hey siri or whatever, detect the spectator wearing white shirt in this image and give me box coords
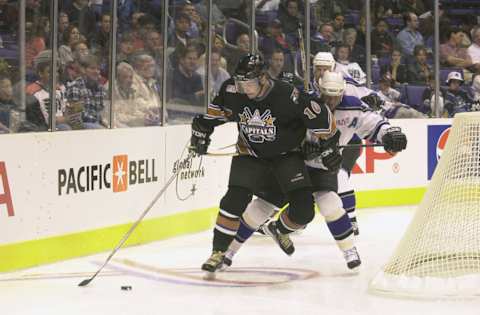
[467,26,480,73]
[255,0,280,11]
[197,48,230,97]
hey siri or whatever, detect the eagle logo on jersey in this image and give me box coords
[238,108,277,143]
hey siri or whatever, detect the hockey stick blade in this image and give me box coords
[78,278,92,287]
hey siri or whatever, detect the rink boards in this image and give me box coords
[0,118,451,272]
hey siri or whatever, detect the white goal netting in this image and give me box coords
[369,112,480,298]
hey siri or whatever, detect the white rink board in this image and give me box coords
[349,118,452,190]
[0,119,451,245]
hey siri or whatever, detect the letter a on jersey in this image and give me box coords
[0,162,14,217]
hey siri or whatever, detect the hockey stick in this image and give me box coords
[78,146,188,287]
[338,143,384,149]
[297,22,309,91]
[204,143,385,157]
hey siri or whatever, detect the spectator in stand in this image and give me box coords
[0,75,17,133]
[312,23,335,53]
[89,13,110,57]
[117,32,136,64]
[396,11,424,58]
[25,19,47,70]
[0,0,17,33]
[58,12,70,45]
[334,44,367,85]
[65,55,106,129]
[331,13,345,45]
[422,73,444,116]
[278,0,303,35]
[467,26,480,73]
[313,0,347,25]
[113,62,159,127]
[130,12,146,50]
[440,27,472,69]
[418,4,450,41]
[61,40,90,83]
[168,13,192,66]
[266,48,286,79]
[117,0,136,33]
[144,30,165,76]
[255,0,280,11]
[260,19,292,61]
[398,0,425,17]
[377,72,426,118]
[64,0,96,36]
[371,18,398,58]
[178,0,204,39]
[407,44,432,85]
[168,45,204,106]
[59,25,84,70]
[381,49,408,84]
[378,73,401,103]
[225,32,250,74]
[168,13,192,49]
[343,28,366,69]
[441,72,475,117]
[130,52,162,125]
[199,32,228,71]
[197,48,230,96]
[215,0,248,21]
[26,50,71,131]
[470,74,480,102]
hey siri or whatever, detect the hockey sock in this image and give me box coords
[325,212,355,251]
[213,209,240,252]
[226,218,256,259]
[339,190,357,225]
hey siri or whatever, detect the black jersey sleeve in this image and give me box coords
[295,90,336,139]
[195,79,234,130]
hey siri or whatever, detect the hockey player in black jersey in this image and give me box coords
[189,54,338,277]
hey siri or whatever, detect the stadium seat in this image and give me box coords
[405,85,427,108]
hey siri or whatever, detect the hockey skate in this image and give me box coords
[263,221,295,255]
[343,246,361,270]
[201,251,227,279]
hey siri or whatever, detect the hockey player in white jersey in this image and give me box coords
[311,51,373,234]
[222,71,407,271]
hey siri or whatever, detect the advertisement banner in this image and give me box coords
[427,124,451,180]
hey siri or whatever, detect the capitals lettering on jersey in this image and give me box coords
[238,107,277,143]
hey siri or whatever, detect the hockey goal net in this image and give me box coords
[369,112,480,298]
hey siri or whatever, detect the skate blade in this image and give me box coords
[347,263,362,274]
[203,271,216,281]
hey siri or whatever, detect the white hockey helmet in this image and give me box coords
[320,71,346,96]
[313,52,335,70]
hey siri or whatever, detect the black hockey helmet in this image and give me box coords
[234,53,266,81]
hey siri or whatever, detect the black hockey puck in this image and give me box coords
[121,285,132,291]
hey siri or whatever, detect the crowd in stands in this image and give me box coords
[1,0,480,134]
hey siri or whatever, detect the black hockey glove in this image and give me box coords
[361,93,384,111]
[190,115,213,155]
[302,130,340,160]
[381,127,407,153]
[302,131,342,172]
[320,147,343,172]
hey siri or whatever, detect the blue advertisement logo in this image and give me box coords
[427,125,451,180]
